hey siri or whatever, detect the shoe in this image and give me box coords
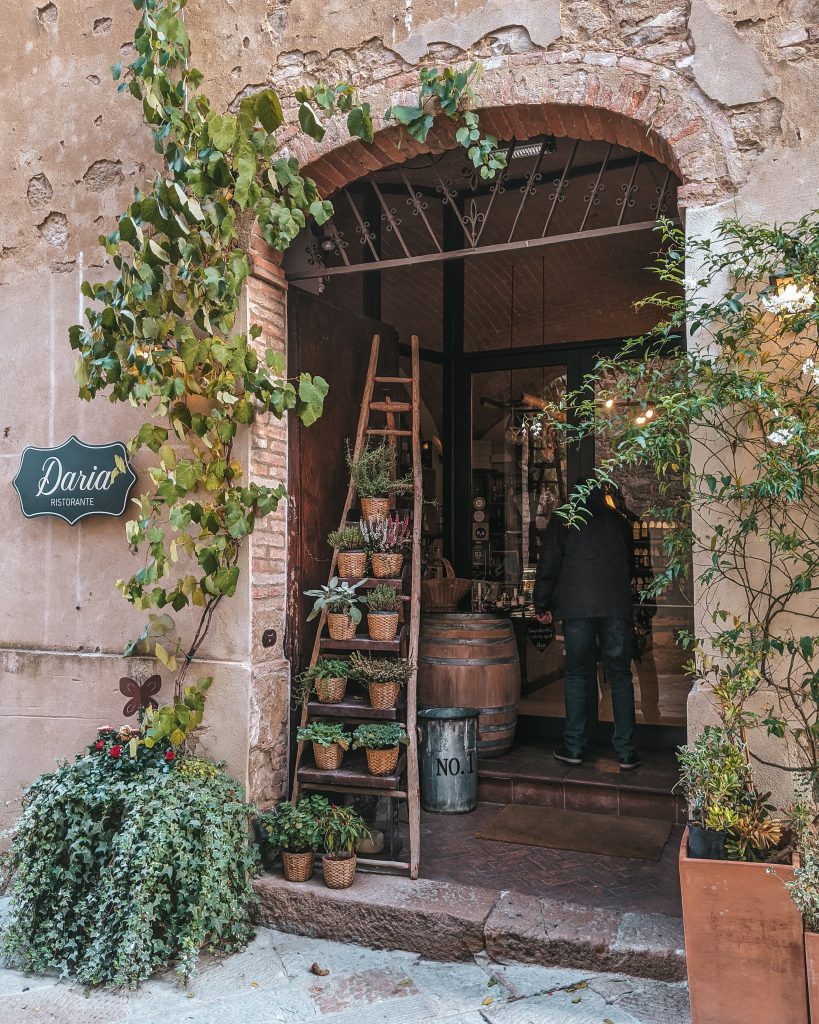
[619,754,642,771]
[554,746,583,766]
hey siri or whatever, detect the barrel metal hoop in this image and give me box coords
[418,655,519,666]
[474,702,518,715]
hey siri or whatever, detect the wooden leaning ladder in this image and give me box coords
[290,333,423,879]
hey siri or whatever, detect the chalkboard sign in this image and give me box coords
[526,617,555,652]
[13,436,137,525]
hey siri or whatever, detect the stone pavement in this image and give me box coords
[0,924,690,1024]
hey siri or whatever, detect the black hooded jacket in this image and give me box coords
[533,490,633,621]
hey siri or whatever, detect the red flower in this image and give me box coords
[94,740,104,751]
[165,750,176,762]
[109,744,122,759]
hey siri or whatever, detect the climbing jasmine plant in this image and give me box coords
[71,0,505,750]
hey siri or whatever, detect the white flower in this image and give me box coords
[768,427,796,446]
[762,283,816,316]
[803,357,819,384]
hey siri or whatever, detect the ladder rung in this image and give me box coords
[369,401,412,412]
[374,376,412,384]
[366,428,412,437]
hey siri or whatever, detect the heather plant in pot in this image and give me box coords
[350,652,414,709]
[360,513,411,577]
[305,577,365,640]
[352,722,409,776]
[346,440,412,521]
[363,584,402,641]
[296,721,351,771]
[320,805,371,890]
[328,524,367,579]
[293,658,353,706]
[259,795,330,882]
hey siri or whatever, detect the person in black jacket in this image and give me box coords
[533,480,640,770]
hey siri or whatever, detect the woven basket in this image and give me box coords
[368,612,399,641]
[322,854,357,890]
[421,558,472,612]
[365,746,400,776]
[281,850,315,882]
[315,676,347,704]
[338,550,367,578]
[360,497,390,521]
[368,680,401,709]
[371,552,403,578]
[327,612,357,640]
[313,741,344,770]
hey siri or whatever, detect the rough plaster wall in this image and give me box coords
[4,0,819,816]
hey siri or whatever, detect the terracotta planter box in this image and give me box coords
[807,930,819,1024]
[679,828,808,1024]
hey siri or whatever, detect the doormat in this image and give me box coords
[476,804,673,861]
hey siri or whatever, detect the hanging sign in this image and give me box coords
[12,436,137,525]
[526,616,555,652]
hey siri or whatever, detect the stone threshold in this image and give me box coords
[253,871,686,983]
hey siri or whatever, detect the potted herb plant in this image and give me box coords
[305,577,365,640]
[350,651,413,709]
[296,721,351,770]
[328,524,367,579]
[293,658,353,706]
[352,722,409,776]
[363,584,402,641]
[259,795,329,882]
[360,513,411,577]
[346,440,412,521]
[320,804,371,889]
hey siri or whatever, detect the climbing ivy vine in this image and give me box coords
[71,0,505,750]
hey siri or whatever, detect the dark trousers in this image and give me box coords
[562,617,636,759]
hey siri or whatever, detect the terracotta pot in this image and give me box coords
[806,930,819,1024]
[368,680,402,709]
[314,675,347,704]
[679,829,807,1024]
[312,741,344,770]
[365,746,400,776]
[360,497,390,521]
[338,550,367,578]
[371,552,404,578]
[367,611,399,641]
[281,850,315,883]
[322,853,357,890]
[327,612,357,640]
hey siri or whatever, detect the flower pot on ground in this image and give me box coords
[350,651,413,710]
[328,525,367,579]
[260,795,329,883]
[352,723,409,776]
[360,514,411,577]
[297,722,351,771]
[363,584,401,641]
[346,440,412,522]
[304,577,364,641]
[293,658,353,706]
[320,804,370,890]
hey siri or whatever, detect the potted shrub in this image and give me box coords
[352,722,409,776]
[320,804,371,890]
[305,577,364,640]
[350,651,413,709]
[328,524,367,579]
[346,440,412,521]
[293,658,353,705]
[363,584,402,641]
[361,513,411,577]
[787,810,819,1022]
[296,721,351,771]
[260,795,329,882]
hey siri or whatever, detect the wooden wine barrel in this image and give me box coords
[418,614,521,758]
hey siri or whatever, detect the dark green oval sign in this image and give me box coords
[13,436,137,525]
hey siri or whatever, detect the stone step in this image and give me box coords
[253,871,686,983]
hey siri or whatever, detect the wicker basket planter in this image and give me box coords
[368,611,399,641]
[314,676,347,704]
[322,853,357,890]
[327,612,357,640]
[371,552,403,578]
[368,680,401,709]
[421,558,472,612]
[281,850,315,882]
[313,742,345,770]
[360,497,390,521]
[365,746,400,776]
[337,550,367,578]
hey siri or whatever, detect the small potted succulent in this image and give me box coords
[346,439,412,522]
[297,721,351,770]
[293,658,353,705]
[352,722,409,776]
[350,651,414,709]
[305,577,365,640]
[363,584,402,641]
[320,804,371,890]
[360,513,411,577]
[328,524,367,579]
[259,795,329,882]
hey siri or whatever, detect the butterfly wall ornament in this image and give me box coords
[119,675,162,718]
